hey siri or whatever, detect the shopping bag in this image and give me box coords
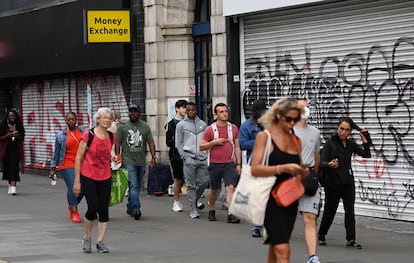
[109,168,129,206]
[229,130,276,225]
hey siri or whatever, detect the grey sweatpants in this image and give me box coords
[183,157,209,210]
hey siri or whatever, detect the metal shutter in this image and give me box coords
[21,74,128,175]
[241,0,414,221]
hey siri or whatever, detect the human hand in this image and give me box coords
[72,181,81,197]
[150,158,156,168]
[329,158,339,168]
[215,138,228,146]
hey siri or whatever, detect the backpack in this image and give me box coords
[86,129,114,149]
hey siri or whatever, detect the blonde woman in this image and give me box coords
[73,107,115,254]
[251,97,309,263]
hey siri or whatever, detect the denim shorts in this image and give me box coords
[208,163,239,189]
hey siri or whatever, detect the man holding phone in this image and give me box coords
[294,99,322,263]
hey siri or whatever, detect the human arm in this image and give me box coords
[147,139,157,167]
[233,138,242,175]
[351,136,371,158]
[174,124,185,159]
[73,140,87,197]
[50,135,62,175]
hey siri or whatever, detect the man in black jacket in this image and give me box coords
[166,99,188,212]
[318,117,371,249]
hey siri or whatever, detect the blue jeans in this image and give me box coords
[124,164,146,214]
[60,168,82,207]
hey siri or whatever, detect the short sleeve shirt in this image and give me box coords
[80,131,113,181]
[202,123,239,164]
[116,120,153,166]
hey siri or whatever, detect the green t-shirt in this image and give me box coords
[116,120,153,166]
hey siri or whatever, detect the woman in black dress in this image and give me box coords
[251,97,309,263]
[0,110,25,195]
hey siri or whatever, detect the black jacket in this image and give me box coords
[320,134,371,188]
[165,119,181,161]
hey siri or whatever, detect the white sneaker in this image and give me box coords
[10,186,17,195]
[172,201,183,212]
[167,185,174,196]
[7,186,12,195]
[307,255,321,263]
[189,208,200,219]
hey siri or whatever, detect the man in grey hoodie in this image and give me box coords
[175,102,209,219]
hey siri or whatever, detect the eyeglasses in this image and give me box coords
[282,115,301,123]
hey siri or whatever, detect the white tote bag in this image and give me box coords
[229,130,276,226]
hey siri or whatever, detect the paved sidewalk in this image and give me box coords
[0,173,413,263]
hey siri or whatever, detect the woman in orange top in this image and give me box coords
[50,112,84,223]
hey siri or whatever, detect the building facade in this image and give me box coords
[225,0,414,221]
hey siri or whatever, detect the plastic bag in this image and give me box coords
[109,168,129,206]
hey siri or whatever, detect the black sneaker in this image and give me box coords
[197,202,205,210]
[252,229,262,238]
[126,210,133,217]
[346,240,362,249]
[134,211,142,220]
[318,235,327,246]
[208,210,216,221]
[227,214,240,224]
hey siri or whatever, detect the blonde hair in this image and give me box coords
[111,109,121,121]
[93,107,112,127]
[259,97,303,129]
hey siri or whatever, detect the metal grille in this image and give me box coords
[241,0,414,221]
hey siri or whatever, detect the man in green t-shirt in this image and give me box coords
[115,104,156,220]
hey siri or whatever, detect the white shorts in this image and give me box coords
[298,187,321,215]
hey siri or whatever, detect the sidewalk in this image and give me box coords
[0,173,413,263]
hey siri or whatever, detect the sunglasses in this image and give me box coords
[282,115,301,123]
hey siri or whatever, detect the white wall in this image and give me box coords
[223,0,323,16]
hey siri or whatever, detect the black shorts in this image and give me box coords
[170,160,184,180]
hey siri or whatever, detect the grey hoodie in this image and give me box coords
[175,115,208,160]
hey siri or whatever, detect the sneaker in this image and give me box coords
[227,214,240,224]
[252,229,262,238]
[346,240,362,249]
[96,241,110,253]
[10,186,16,195]
[208,210,216,221]
[197,202,205,210]
[190,209,200,219]
[318,235,327,246]
[82,237,92,253]
[172,201,183,212]
[307,255,321,263]
[167,185,174,196]
[134,211,142,220]
[7,186,11,195]
[71,211,82,223]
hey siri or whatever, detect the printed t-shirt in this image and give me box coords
[116,120,153,166]
[202,123,238,164]
[80,131,113,181]
[59,128,82,170]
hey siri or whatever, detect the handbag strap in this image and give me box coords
[291,134,302,165]
[247,129,271,165]
[262,130,271,166]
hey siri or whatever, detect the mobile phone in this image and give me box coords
[301,163,310,168]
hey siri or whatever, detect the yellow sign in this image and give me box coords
[86,10,131,43]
